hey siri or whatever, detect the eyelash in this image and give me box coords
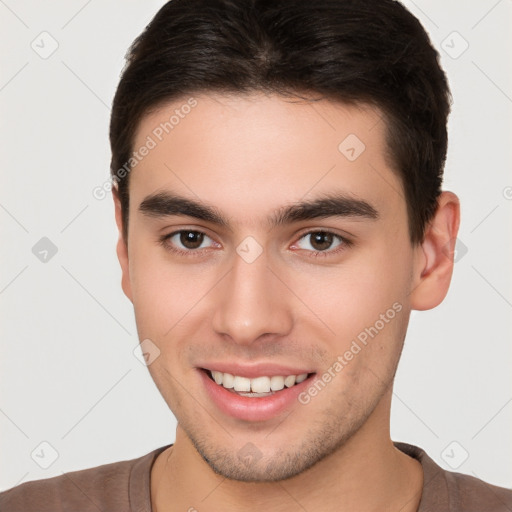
[158,229,353,259]
[295,230,353,258]
[159,230,218,259]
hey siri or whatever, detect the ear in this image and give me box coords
[410,191,461,310]
[113,186,133,303]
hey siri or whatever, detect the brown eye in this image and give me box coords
[310,232,334,251]
[161,230,215,253]
[295,231,344,253]
[180,231,204,249]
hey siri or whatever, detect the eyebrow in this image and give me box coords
[138,191,379,228]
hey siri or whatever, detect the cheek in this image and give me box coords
[128,240,221,342]
[292,258,408,338]
[284,241,412,380]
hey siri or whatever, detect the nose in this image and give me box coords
[211,248,294,346]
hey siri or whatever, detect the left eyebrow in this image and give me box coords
[268,193,379,228]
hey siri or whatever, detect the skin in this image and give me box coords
[113,92,460,511]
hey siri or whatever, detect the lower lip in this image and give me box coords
[199,369,314,422]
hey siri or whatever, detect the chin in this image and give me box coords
[188,428,352,483]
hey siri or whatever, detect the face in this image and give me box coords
[117,92,421,481]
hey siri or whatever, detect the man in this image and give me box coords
[2,0,511,510]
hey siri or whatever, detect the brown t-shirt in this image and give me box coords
[1,442,511,511]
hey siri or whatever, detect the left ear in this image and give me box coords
[112,185,133,303]
[410,191,461,310]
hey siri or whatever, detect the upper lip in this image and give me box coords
[199,362,314,379]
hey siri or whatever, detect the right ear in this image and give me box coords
[112,186,133,303]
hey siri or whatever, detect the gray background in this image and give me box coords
[1,0,511,492]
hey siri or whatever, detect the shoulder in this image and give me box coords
[394,441,512,512]
[0,446,168,512]
[0,457,135,512]
[445,469,512,511]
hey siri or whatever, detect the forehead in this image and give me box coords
[129,92,404,223]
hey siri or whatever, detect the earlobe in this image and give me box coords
[112,187,133,303]
[410,191,460,311]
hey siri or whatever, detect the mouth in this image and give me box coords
[204,368,312,397]
[198,367,317,422]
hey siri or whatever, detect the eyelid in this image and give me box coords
[294,227,353,244]
[158,228,220,256]
[159,224,219,242]
[290,229,353,256]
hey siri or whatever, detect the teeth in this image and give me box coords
[237,391,272,398]
[209,370,310,393]
[270,376,285,391]
[284,375,296,388]
[223,372,234,389]
[233,376,251,392]
[251,376,271,393]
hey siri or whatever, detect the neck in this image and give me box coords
[151,391,423,512]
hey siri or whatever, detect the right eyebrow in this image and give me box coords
[138,192,230,228]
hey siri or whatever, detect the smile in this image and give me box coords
[200,367,316,421]
[207,369,310,397]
